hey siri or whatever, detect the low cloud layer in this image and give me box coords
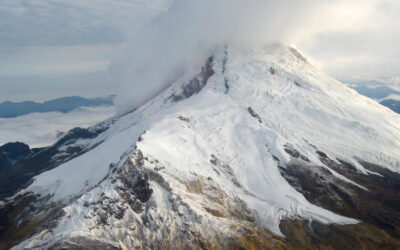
[111,0,400,113]
[0,106,115,147]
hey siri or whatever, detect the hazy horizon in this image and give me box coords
[1,0,399,104]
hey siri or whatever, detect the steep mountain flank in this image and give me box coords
[2,44,400,249]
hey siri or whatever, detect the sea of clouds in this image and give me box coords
[0,106,115,148]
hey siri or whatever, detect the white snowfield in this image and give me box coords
[15,44,400,248]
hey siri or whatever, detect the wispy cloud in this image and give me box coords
[0,0,171,46]
[109,0,400,113]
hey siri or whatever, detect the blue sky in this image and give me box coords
[0,0,399,102]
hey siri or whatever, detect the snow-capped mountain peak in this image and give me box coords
[3,44,400,249]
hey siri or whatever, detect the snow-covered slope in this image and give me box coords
[5,44,400,249]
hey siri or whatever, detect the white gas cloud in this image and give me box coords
[110,0,317,113]
[1,0,399,108]
[112,0,400,113]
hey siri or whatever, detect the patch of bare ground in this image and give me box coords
[279,148,400,247]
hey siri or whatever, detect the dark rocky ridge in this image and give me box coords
[0,142,32,170]
[47,237,121,250]
[280,219,400,249]
[171,56,215,102]
[0,57,216,249]
[116,150,154,213]
[0,192,66,250]
[0,124,110,200]
[279,146,400,242]
[247,107,262,123]
[0,150,156,250]
[0,122,113,249]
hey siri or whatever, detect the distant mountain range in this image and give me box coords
[380,99,400,114]
[351,85,400,115]
[0,95,115,118]
[353,85,400,100]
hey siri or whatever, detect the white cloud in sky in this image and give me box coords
[0,106,115,148]
[0,0,171,46]
[110,0,400,113]
[111,0,320,113]
[0,0,399,102]
[389,77,400,85]
[295,0,400,81]
[0,0,171,101]
[0,0,172,78]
